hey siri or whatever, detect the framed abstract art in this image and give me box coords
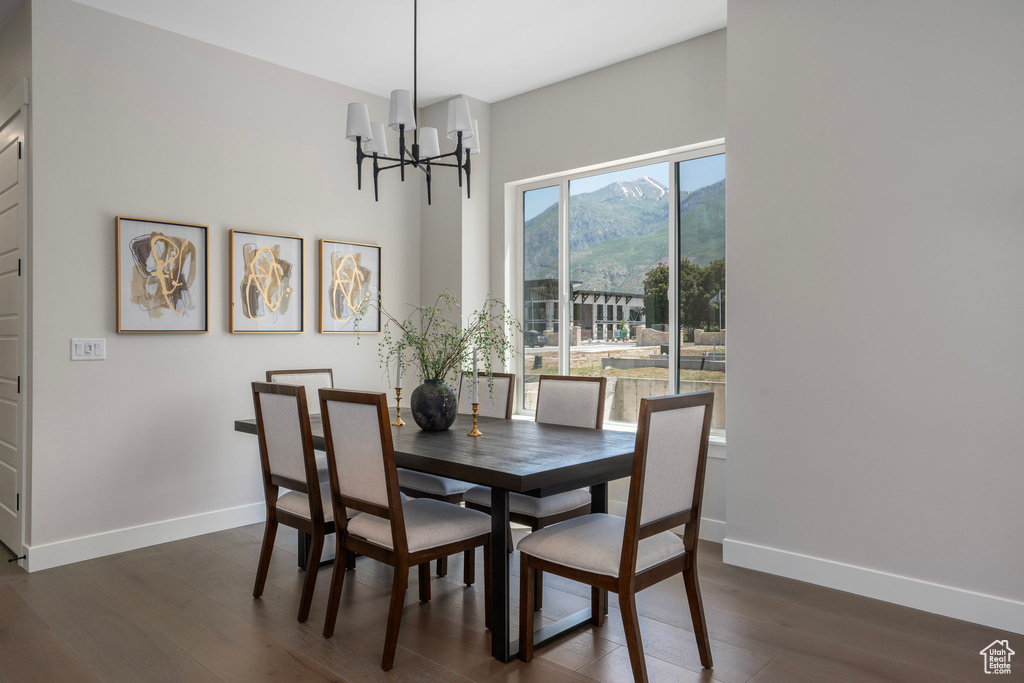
[230,229,304,333]
[116,216,208,333]
[319,240,381,333]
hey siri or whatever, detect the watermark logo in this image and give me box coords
[980,640,1014,675]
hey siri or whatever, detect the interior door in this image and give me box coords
[0,103,26,556]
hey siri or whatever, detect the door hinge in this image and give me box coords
[17,258,21,276]
[17,375,20,393]
[15,493,19,511]
[17,141,22,159]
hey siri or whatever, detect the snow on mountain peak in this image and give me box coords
[614,176,667,200]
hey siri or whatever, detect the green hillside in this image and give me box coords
[521,177,725,294]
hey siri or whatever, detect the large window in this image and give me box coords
[517,145,725,431]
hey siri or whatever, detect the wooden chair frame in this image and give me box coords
[518,391,715,681]
[466,374,605,610]
[319,389,492,671]
[251,381,335,623]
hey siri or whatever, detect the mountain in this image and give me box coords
[523,177,725,294]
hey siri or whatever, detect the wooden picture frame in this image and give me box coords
[230,229,304,333]
[116,216,209,333]
[319,239,381,333]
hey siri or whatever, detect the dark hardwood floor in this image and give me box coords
[0,527,1018,682]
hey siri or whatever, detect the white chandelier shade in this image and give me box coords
[363,122,388,157]
[418,127,441,159]
[446,98,474,141]
[345,103,372,142]
[465,119,481,156]
[388,90,417,132]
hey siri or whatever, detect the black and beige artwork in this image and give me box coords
[320,240,380,333]
[116,217,208,333]
[230,230,304,333]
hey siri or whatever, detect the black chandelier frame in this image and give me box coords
[351,0,471,205]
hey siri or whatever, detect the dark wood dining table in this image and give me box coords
[234,410,637,662]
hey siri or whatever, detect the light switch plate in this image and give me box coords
[71,338,106,361]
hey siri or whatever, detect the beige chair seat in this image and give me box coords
[463,486,591,517]
[398,468,474,497]
[277,483,403,522]
[277,485,336,522]
[516,513,685,577]
[347,498,490,553]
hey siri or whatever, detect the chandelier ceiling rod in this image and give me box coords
[413,0,417,147]
[344,0,481,205]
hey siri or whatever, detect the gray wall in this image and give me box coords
[418,99,464,308]
[27,0,420,564]
[417,95,491,329]
[726,0,1024,631]
[0,1,30,98]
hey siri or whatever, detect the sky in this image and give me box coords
[523,154,725,221]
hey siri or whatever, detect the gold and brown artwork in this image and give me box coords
[129,232,198,318]
[329,251,372,324]
[240,243,294,320]
[320,240,380,333]
[230,230,303,333]
[117,217,208,334]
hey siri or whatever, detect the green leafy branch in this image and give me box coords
[357,290,522,392]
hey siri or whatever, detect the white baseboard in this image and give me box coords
[24,502,266,572]
[697,517,727,544]
[723,538,1024,636]
[608,499,725,544]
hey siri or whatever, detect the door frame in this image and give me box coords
[0,77,29,564]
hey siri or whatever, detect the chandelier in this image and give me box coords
[344,0,479,205]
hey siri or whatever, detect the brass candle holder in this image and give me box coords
[392,387,406,426]
[468,402,482,437]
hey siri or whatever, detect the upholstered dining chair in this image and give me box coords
[319,388,493,671]
[250,381,336,622]
[517,392,715,681]
[463,374,605,611]
[397,371,514,577]
[457,371,516,419]
[267,368,334,415]
[267,368,340,569]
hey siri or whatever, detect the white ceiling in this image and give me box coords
[69,0,727,105]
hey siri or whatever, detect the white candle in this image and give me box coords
[396,357,403,389]
[471,347,478,403]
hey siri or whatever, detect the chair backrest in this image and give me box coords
[319,389,408,551]
[458,372,515,419]
[534,375,606,429]
[622,392,714,573]
[251,382,323,518]
[267,368,334,414]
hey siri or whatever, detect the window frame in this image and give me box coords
[511,140,726,428]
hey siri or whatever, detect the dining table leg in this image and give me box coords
[298,532,309,571]
[490,487,512,662]
[298,531,337,570]
[591,483,609,616]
